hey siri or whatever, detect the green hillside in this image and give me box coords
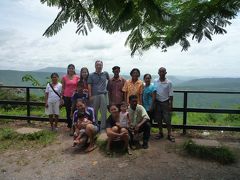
[176,78,240,91]
[0,70,185,86]
[0,70,64,86]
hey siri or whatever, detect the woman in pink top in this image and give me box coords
[62,64,80,129]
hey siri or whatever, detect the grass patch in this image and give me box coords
[183,139,236,164]
[0,127,57,152]
[95,137,108,151]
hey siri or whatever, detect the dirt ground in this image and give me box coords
[0,121,240,180]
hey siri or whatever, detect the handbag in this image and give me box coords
[49,83,61,98]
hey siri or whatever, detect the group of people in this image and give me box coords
[44,60,175,153]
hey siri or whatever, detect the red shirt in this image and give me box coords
[62,75,80,97]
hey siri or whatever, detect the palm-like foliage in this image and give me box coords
[41,0,93,37]
[41,0,240,56]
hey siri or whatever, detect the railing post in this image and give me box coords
[26,87,31,123]
[183,92,188,134]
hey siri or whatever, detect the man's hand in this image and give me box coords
[119,131,128,137]
[89,96,94,102]
[134,124,140,132]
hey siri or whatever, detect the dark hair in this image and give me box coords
[129,95,138,102]
[130,68,140,77]
[77,81,85,88]
[51,72,59,78]
[95,60,103,65]
[120,101,128,107]
[143,73,152,79]
[77,111,85,119]
[107,104,119,112]
[112,66,120,71]
[67,64,76,75]
[80,67,89,80]
[76,98,87,105]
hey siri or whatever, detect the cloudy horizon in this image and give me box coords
[0,0,240,77]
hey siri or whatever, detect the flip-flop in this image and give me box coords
[127,148,132,155]
[167,135,175,142]
[85,145,97,153]
[155,133,164,140]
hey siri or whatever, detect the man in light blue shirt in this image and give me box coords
[88,60,109,131]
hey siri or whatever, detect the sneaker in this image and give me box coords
[167,135,175,142]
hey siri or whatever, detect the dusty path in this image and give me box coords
[0,123,240,180]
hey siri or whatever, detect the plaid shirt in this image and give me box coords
[122,79,143,104]
[107,76,126,105]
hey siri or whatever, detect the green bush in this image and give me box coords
[225,106,240,122]
[0,128,17,140]
[206,113,217,123]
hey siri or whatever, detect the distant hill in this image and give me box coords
[0,71,184,86]
[37,67,191,84]
[0,70,239,90]
[37,67,69,73]
[176,78,240,91]
[0,70,64,86]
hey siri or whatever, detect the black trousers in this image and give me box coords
[63,96,72,128]
[129,121,151,143]
[147,110,154,125]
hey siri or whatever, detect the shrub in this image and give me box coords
[206,113,217,123]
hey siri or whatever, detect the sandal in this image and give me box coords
[126,148,132,155]
[85,145,97,153]
[155,133,164,140]
[167,135,175,142]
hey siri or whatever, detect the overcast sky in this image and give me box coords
[0,0,240,77]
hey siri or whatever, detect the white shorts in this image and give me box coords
[45,101,60,115]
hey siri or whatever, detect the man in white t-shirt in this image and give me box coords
[154,67,175,142]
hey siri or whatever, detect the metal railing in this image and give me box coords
[0,86,240,133]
